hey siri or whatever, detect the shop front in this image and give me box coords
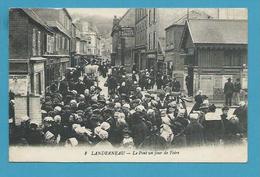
[146,53,157,71]
[185,66,247,101]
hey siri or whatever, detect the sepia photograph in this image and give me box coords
[8,8,248,162]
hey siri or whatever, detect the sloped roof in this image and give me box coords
[175,10,212,25]
[22,8,53,33]
[187,19,248,44]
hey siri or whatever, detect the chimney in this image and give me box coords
[113,15,120,27]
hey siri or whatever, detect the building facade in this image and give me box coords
[164,10,212,92]
[133,8,147,71]
[9,8,54,96]
[111,9,135,72]
[34,8,73,87]
[180,19,248,100]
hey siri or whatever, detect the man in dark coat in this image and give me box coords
[83,75,94,90]
[172,77,181,92]
[131,112,149,147]
[156,73,163,89]
[59,78,69,97]
[224,78,234,106]
[233,101,247,136]
[190,90,203,113]
[185,113,204,146]
[106,74,117,95]
[185,75,193,96]
[139,126,167,150]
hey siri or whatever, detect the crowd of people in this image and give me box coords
[9,62,247,149]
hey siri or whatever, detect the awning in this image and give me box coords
[43,54,70,58]
[30,57,46,62]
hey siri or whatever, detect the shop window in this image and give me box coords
[35,72,42,95]
[30,73,34,93]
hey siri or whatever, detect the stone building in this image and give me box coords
[111,9,135,72]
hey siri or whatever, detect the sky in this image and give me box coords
[67,8,128,18]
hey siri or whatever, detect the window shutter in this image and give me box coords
[37,31,41,56]
[32,28,37,56]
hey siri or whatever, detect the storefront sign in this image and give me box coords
[147,54,156,59]
[9,75,28,96]
[34,62,44,72]
[60,57,70,63]
[120,27,135,37]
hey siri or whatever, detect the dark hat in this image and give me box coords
[222,106,229,111]
[98,99,106,104]
[129,95,137,100]
[93,109,101,114]
[92,104,99,110]
[145,93,152,98]
[103,108,113,114]
[64,105,71,110]
[228,78,231,81]
[85,107,93,112]
[96,87,102,91]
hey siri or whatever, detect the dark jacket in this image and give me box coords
[185,121,204,146]
[233,82,241,92]
[172,80,181,92]
[224,81,234,95]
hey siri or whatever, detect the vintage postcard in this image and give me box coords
[8,8,248,162]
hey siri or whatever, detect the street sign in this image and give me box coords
[120,27,135,37]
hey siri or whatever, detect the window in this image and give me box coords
[153,9,156,22]
[149,10,152,25]
[64,38,67,49]
[62,37,65,49]
[148,33,151,49]
[51,37,54,53]
[224,50,242,66]
[153,32,156,49]
[32,28,37,56]
[30,73,34,93]
[47,35,51,53]
[37,31,41,56]
[55,35,59,51]
[60,36,62,49]
[67,39,70,50]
